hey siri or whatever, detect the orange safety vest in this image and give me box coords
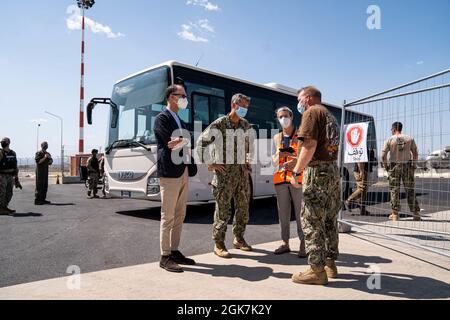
[274,130,303,186]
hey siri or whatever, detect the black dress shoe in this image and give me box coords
[171,251,196,265]
[43,200,51,205]
[35,200,45,205]
[160,256,183,273]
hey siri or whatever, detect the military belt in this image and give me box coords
[308,160,336,167]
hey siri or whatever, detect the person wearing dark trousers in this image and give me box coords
[0,137,22,215]
[87,149,100,199]
[154,84,197,273]
[35,141,52,205]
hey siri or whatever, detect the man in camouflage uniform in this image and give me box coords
[196,93,254,258]
[87,149,100,199]
[0,138,22,215]
[290,86,341,285]
[99,154,107,198]
[382,122,420,221]
[35,141,53,205]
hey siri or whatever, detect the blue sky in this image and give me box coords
[1,0,449,158]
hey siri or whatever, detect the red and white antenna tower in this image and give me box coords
[76,0,95,154]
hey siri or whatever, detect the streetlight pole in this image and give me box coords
[36,124,41,152]
[45,111,64,177]
[76,0,95,155]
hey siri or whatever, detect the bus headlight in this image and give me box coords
[147,174,160,195]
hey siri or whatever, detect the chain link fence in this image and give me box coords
[17,156,71,178]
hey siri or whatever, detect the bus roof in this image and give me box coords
[114,60,371,118]
[115,60,301,97]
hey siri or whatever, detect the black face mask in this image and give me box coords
[1,143,9,149]
[42,145,48,151]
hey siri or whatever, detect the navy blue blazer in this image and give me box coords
[154,109,196,178]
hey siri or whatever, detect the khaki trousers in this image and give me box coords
[275,183,304,243]
[159,168,189,256]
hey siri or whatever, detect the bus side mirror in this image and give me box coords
[87,101,95,125]
[86,98,119,128]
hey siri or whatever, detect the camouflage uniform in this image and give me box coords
[301,163,341,267]
[347,163,369,214]
[0,174,14,209]
[196,115,254,242]
[0,149,18,209]
[87,156,100,197]
[383,134,420,214]
[99,157,106,197]
[297,104,341,268]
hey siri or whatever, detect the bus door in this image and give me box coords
[191,92,227,201]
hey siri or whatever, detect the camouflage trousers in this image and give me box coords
[301,163,341,267]
[0,174,14,208]
[388,163,420,213]
[101,174,107,196]
[347,171,369,212]
[212,165,251,242]
[87,173,99,196]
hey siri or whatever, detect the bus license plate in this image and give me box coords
[121,191,132,198]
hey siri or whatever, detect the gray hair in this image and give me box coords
[276,106,293,118]
[231,93,251,106]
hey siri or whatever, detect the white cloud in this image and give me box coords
[186,0,220,11]
[178,24,209,42]
[416,61,424,65]
[198,19,214,33]
[66,5,124,39]
[178,19,215,43]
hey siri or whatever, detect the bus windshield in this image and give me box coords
[108,67,169,146]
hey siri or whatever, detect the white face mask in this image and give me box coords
[177,97,189,110]
[278,117,291,129]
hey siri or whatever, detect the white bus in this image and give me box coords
[87,61,378,202]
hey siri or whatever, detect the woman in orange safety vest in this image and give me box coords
[272,107,306,258]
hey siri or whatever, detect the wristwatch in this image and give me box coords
[292,171,301,178]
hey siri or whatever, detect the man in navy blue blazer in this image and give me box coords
[154,84,196,273]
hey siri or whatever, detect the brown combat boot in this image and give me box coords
[233,237,252,251]
[389,211,399,221]
[298,240,307,258]
[214,242,231,259]
[5,207,16,214]
[325,259,338,279]
[292,265,328,285]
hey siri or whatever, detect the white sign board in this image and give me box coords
[344,122,369,164]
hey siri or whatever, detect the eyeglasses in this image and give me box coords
[172,93,187,99]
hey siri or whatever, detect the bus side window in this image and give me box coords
[211,96,226,121]
[193,94,210,125]
[246,97,277,132]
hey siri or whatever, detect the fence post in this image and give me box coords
[338,100,351,233]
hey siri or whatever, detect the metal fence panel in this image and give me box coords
[339,69,450,258]
[17,156,71,177]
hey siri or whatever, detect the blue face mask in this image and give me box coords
[297,102,305,115]
[236,106,248,118]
